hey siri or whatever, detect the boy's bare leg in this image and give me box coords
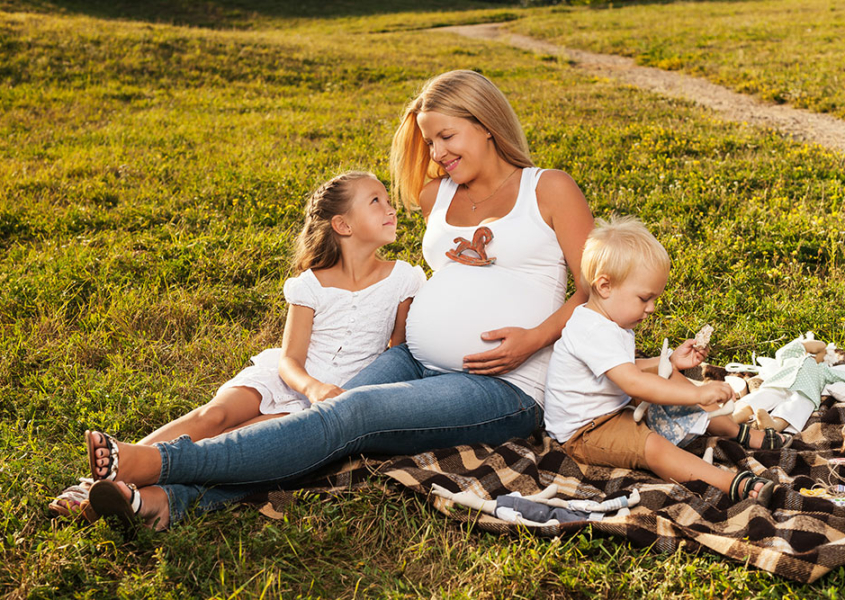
[644,433,767,498]
[645,432,734,493]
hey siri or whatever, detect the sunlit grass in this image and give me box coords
[2,1,845,597]
[512,0,845,119]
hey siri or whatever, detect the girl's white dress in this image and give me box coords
[217,260,427,414]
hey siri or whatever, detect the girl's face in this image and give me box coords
[416,111,494,184]
[342,177,397,246]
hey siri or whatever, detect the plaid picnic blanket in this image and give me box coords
[263,394,845,584]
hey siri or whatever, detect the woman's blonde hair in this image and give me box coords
[390,70,534,211]
[293,171,375,273]
[580,215,671,292]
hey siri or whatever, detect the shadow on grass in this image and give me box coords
[2,0,517,27]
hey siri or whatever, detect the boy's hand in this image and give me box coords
[308,383,346,403]
[669,339,708,371]
[696,381,735,407]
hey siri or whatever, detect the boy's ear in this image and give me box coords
[593,274,612,299]
[331,214,352,237]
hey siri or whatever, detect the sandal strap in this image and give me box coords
[762,428,792,450]
[729,470,755,502]
[127,483,142,515]
[56,487,89,503]
[104,433,120,481]
[734,423,751,448]
[92,431,120,481]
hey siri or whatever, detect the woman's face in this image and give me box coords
[416,111,493,184]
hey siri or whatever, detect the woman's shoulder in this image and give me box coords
[418,177,448,219]
[535,169,581,198]
[534,168,592,227]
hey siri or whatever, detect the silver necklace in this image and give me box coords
[464,168,519,211]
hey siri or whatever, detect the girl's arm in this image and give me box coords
[278,304,345,403]
[388,298,414,347]
[605,362,734,407]
[463,170,594,375]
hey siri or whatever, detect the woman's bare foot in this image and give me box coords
[91,481,171,531]
[124,482,170,531]
[87,430,163,486]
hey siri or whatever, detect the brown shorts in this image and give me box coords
[563,409,653,471]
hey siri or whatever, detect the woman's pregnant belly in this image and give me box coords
[406,264,554,372]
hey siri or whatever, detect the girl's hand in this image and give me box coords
[462,327,542,375]
[308,383,346,403]
[696,381,735,407]
[669,339,708,371]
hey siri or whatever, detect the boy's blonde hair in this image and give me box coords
[390,70,534,211]
[580,215,671,292]
[293,171,376,274]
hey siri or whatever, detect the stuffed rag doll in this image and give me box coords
[632,326,734,447]
[431,483,641,527]
[731,333,845,433]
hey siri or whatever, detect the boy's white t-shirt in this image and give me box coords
[544,304,636,442]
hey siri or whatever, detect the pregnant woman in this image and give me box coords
[85,70,594,530]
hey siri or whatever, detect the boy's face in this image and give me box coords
[590,264,668,330]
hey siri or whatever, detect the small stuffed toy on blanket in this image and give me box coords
[731,333,845,433]
[431,483,641,527]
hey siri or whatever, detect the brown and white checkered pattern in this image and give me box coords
[264,397,845,583]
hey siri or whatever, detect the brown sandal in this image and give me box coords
[729,470,776,506]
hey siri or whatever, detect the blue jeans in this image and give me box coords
[157,344,543,524]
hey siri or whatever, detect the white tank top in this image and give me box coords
[405,167,568,405]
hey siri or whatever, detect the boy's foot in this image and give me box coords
[729,470,775,506]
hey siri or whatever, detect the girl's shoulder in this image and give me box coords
[388,260,427,298]
[283,269,321,309]
[390,258,425,276]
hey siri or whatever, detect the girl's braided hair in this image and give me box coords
[293,171,376,273]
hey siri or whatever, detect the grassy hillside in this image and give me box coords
[2,1,845,597]
[513,0,845,118]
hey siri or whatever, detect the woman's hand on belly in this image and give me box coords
[462,326,544,375]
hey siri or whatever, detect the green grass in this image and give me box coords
[512,0,845,118]
[2,0,845,597]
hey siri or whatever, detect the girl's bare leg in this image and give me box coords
[222,412,289,433]
[137,387,264,445]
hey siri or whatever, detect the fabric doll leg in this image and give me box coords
[742,388,792,412]
[769,391,815,434]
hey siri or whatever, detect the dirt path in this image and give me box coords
[437,23,845,155]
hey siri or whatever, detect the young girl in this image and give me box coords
[51,171,425,521]
[133,170,426,446]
